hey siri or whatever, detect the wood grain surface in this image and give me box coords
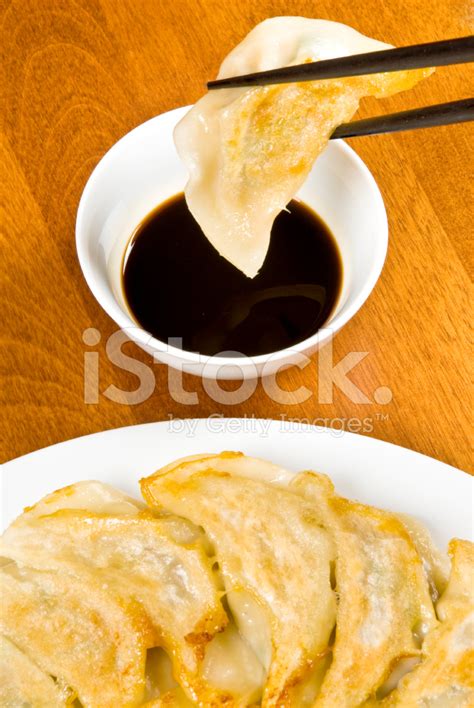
[1,0,473,470]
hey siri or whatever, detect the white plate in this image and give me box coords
[2,420,472,549]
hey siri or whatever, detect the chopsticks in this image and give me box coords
[207,36,474,90]
[330,98,474,139]
[206,37,474,138]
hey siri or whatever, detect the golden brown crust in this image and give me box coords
[377,539,474,706]
[0,481,230,706]
[0,635,71,707]
[1,457,470,707]
[142,452,336,707]
[288,471,437,708]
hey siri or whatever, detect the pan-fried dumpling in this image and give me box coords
[1,481,264,706]
[155,453,438,706]
[21,478,149,516]
[289,471,437,707]
[1,512,228,694]
[378,539,474,706]
[0,482,248,705]
[0,561,149,707]
[175,17,432,277]
[141,452,336,706]
[0,635,71,707]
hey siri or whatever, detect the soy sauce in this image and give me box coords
[123,193,342,357]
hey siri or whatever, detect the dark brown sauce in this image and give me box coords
[122,193,342,357]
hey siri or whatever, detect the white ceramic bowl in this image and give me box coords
[76,105,388,380]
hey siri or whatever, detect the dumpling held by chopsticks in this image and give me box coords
[174,17,432,277]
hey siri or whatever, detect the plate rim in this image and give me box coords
[2,417,469,477]
[2,419,472,545]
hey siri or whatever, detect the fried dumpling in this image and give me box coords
[0,481,234,705]
[141,452,336,706]
[0,635,70,707]
[19,478,148,517]
[175,17,432,277]
[379,539,474,706]
[0,562,149,707]
[289,471,437,707]
[163,454,438,706]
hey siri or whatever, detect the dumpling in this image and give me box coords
[141,452,336,707]
[2,481,264,706]
[289,471,437,707]
[175,17,433,277]
[0,481,241,706]
[0,561,149,707]
[378,539,474,706]
[152,452,438,706]
[19,478,149,517]
[0,635,71,707]
[1,513,228,695]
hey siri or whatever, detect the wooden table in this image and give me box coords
[2,0,472,470]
